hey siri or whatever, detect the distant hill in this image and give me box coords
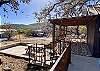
[0,22,52,32]
[27,22,52,31]
[0,24,17,29]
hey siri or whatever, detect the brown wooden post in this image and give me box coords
[69,41,71,64]
[86,24,89,52]
[59,25,62,54]
[60,40,62,55]
[28,45,31,64]
[86,25,88,43]
[0,59,2,65]
[63,26,66,50]
[36,43,37,61]
[76,26,79,38]
[52,24,55,57]
[39,47,40,62]
[66,26,67,36]
[44,45,46,64]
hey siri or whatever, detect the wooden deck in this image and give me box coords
[68,55,100,71]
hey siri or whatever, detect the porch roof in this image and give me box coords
[49,15,98,26]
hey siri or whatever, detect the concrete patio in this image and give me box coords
[68,55,100,71]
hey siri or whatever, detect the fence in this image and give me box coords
[50,42,71,71]
[27,41,71,71]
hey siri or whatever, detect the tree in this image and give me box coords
[0,0,31,16]
[17,27,32,37]
[34,0,100,22]
[1,22,16,40]
[0,0,31,40]
[32,0,100,39]
[0,0,10,6]
[79,26,87,34]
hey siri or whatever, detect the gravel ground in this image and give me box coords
[0,36,52,71]
[0,36,52,49]
[71,42,92,56]
[0,55,28,71]
[0,35,91,71]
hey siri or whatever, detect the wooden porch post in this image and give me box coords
[76,26,79,38]
[52,24,55,57]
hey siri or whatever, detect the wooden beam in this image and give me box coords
[49,15,97,26]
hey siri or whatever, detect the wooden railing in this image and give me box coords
[27,41,71,71]
[50,42,71,71]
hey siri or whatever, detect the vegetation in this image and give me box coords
[0,0,31,17]
[34,0,100,22]
[0,0,99,39]
[1,0,100,21]
[0,23,17,40]
[79,26,87,34]
[0,0,30,11]
[17,27,32,37]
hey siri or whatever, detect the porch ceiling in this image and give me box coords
[49,15,98,26]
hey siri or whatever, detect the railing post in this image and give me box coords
[69,41,71,64]
[52,24,55,58]
[0,59,2,65]
[60,40,62,55]
[28,45,31,64]
[36,43,37,53]
[44,45,46,64]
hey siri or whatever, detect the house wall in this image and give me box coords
[87,18,96,56]
[87,15,100,58]
[93,15,100,58]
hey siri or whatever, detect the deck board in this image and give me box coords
[68,55,100,71]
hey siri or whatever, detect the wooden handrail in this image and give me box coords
[50,42,71,71]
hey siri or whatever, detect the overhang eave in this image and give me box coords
[49,15,98,26]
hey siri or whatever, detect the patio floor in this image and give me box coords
[68,55,100,71]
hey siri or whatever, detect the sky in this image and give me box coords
[0,16,1,25]
[0,0,55,25]
[0,0,99,25]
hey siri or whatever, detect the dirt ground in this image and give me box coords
[0,34,88,71]
[0,34,52,49]
[0,35,52,71]
[0,55,28,71]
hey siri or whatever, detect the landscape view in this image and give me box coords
[0,0,100,71]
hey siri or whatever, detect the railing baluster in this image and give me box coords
[50,41,71,71]
[60,40,61,55]
[36,43,38,61]
[44,45,46,64]
[28,45,31,64]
